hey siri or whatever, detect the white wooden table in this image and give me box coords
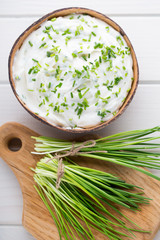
[1,0,160,239]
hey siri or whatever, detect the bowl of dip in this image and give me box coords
[9,7,139,133]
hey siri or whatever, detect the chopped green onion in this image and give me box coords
[95,90,101,98]
[82,55,87,61]
[62,28,71,36]
[55,55,59,62]
[91,31,96,36]
[39,42,46,48]
[50,17,56,22]
[114,77,123,85]
[48,82,51,88]
[72,53,77,58]
[94,42,104,49]
[45,96,49,102]
[28,41,33,47]
[70,92,73,98]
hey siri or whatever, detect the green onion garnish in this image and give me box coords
[55,55,59,62]
[91,31,96,36]
[72,53,77,58]
[39,42,46,48]
[28,41,33,47]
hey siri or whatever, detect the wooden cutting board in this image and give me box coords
[0,122,160,240]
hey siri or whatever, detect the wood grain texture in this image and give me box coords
[0,122,160,240]
[1,0,160,16]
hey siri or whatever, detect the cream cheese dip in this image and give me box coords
[13,14,133,129]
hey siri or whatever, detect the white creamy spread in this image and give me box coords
[13,14,133,129]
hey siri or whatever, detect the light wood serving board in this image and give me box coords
[0,122,160,240]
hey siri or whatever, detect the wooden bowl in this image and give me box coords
[8,7,139,133]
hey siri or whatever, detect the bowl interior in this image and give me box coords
[8,7,139,133]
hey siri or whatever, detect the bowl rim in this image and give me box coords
[8,7,139,133]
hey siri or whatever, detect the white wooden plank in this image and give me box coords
[1,17,160,83]
[0,159,23,225]
[0,17,37,83]
[155,231,160,240]
[112,16,160,83]
[0,226,35,240]
[1,0,160,16]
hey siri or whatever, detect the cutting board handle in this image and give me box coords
[0,122,39,192]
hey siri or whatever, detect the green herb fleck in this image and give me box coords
[55,55,59,62]
[94,42,104,49]
[69,15,74,20]
[72,53,77,58]
[65,36,71,45]
[98,109,106,118]
[39,42,46,48]
[82,55,87,61]
[106,26,110,32]
[95,90,101,98]
[77,89,83,99]
[75,69,82,78]
[82,88,90,97]
[117,36,124,46]
[91,32,96,36]
[50,18,56,22]
[32,58,38,63]
[28,41,33,47]
[72,80,76,87]
[114,77,123,85]
[28,66,40,74]
[49,103,53,107]
[95,61,99,68]
[46,51,54,57]
[45,96,49,102]
[75,25,83,36]
[62,28,71,36]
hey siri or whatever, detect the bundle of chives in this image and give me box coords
[32,126,160,180]
[33,154,149,240]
